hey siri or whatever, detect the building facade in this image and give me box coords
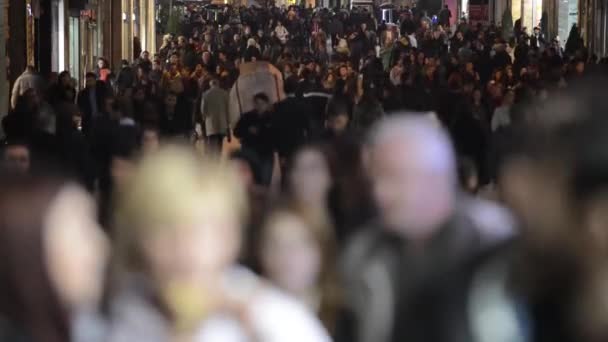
[2,0,155,90]
[0,0,8,128]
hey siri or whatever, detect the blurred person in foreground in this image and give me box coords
[468,78,608,342]
[106,147,331,341]
[2,140,31,174]
[342,114,505,342]
[0,175,109,342]
[258,206,355,341]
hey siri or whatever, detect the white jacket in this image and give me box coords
[107,268,331,342]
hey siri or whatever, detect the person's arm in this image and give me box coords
[10,80,20,110]
[200,94,207,122]
[491,108,501,132]
[233,115,247,139]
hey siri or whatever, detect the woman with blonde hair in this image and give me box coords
[106,147,330,342]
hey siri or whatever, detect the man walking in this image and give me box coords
[11,66,45,110]
[200,78,231,156]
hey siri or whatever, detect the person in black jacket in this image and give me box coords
[158,92,192,139]
[234,93,276,186]
[272,79,312,169]
[77,73,108,139]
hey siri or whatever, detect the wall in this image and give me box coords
[0,0,8,129]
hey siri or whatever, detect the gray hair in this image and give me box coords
[368,112,456,175]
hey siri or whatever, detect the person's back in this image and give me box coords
[272,95,311,161]
[201,86,230,137]
[11,67,44,110]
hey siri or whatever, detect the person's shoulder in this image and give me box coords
[224,267,331,341]
[341,222,385,271]
[249,285,332,342]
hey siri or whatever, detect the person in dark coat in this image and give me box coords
[343,115,489,342]
[234,93,276,186]
[77,73,108,139]
[158,92,192,139]
[272,79,312,167]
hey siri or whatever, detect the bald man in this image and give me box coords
[342,114,486,342]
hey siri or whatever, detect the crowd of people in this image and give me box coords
[2,2,608,342]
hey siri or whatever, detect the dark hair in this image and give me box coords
[253,93,270,103]
[0,175,70,342]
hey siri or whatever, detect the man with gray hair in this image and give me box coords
[342,113,487,342]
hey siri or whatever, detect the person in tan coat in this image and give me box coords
[200,79,231,155]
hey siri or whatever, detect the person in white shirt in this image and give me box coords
[107,147,331,342]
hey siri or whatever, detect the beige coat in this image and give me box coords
[11,70,45,109]
[229,62,285,120]
[200,86,231,136]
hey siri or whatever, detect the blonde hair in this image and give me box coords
[113,146,248,272]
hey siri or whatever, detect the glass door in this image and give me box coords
[69,16,81,86]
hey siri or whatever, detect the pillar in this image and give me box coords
[0,0,8,131]
[9,0,27,85]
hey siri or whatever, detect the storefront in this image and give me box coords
[121,0,156,62]
[582,0,608,56]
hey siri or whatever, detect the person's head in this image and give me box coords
[367,115,456,240]
[164,93,178,108]
[139,61,150,75]
[338,65,348,78]
[0,176,108,341]
[97,58,106,69]
[260,208,327,293]
[141,50,150,60]
[114,147,247,310]
[2,141,30,174]
[258,207,340,330]
[326,98,350,134]
[493,68,504,81]
[152,61,162,71]
[177,36,187,47]
[288,145,332,206]
[465,61,474,72]
[58,71,72,86]
[209,78,220,88]
[234,33,241,42]
[169,53,180,66]
[253,93,271,114]
[85,72,97,88]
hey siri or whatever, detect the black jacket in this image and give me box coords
[77,83,108,138]
[233,111,275,156]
